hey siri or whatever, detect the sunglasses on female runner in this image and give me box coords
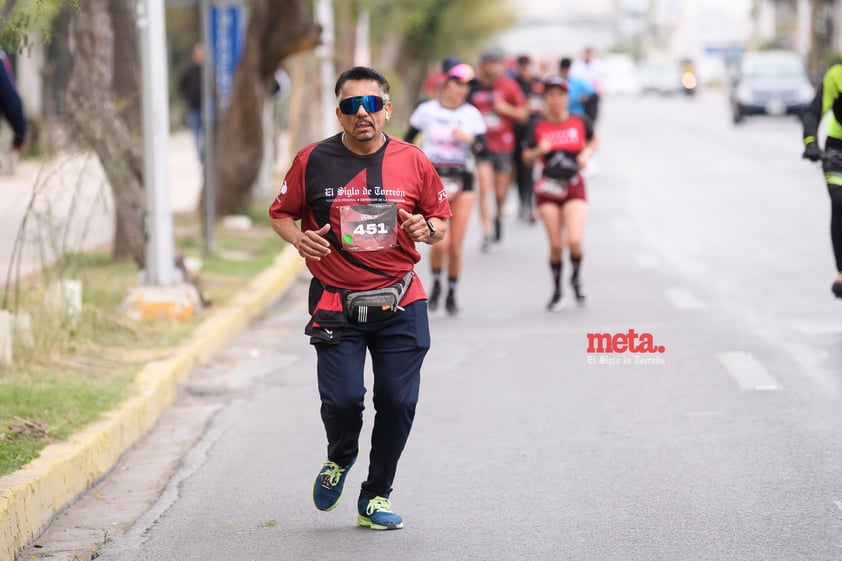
[338,95,385,115]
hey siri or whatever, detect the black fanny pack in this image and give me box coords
[544,150,579,180]
[344,271,414,323]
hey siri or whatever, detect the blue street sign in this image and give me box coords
[210,4,244,111]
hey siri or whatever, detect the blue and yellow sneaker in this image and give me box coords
[357,496,403,530]
[312,459,353,511]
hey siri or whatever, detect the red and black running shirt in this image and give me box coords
[269,133,452,302]
[468,76,527,154]
[525,115,594,179]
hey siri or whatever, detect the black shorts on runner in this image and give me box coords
[477,150,513,173]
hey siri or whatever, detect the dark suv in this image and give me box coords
[730,50,814,124]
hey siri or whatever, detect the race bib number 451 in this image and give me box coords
[339,204,398,252]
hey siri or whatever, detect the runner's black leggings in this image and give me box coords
[828,184,842,272]
[822,155,842,272]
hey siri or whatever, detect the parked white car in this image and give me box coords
[601,53,643,96]
[639,59,684,95]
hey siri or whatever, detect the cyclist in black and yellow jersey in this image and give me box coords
[802,63,842,299]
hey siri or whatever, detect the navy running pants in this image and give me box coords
[314,300,430,501]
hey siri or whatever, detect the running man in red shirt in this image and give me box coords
[269,67,451,530]
[468,49,529,250]
[522,75,598,310]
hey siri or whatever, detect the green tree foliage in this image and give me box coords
[352,0,516,117]
[0,0,75,54]
[365,0,513,62]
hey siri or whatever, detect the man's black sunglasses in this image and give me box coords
[338,95,385,115]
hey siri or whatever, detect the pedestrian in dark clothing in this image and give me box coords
[513,54,543,223]
[0,50,25,157]
[178,43,203,161]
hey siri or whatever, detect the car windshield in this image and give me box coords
[742,57,805,79]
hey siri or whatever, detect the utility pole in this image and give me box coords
[807,0,823,80]
[796,0,811,59]
[137,0,175,286]
[645,0,663,56]
[124,0,202,322]
[200,0,216,256]
[316,0,337,138]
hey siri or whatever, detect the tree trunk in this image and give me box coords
[213,0,319,217]
[65,0,145,266]
[385,0,450,119]
[334,1,356,72]
[393,49,429,119]
[109,0,142,136]
[285,51,321,151]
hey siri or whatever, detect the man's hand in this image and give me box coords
[802,141,822,162]
[294,223,332,260]
[399,208,432,243]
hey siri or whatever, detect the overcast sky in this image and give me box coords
[497,0,752,60]
[513,0,752,20]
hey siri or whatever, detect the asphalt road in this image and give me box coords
[19,90,842,561]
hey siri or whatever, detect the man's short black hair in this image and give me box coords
[334,66,391,98]
[560,57,572,70]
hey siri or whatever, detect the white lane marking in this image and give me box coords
[717,351,782,391]
[634,253,660,269]
[835,501,842,513]
[665,288,705,310]
[780,342,839,397]
[790,322,842,337]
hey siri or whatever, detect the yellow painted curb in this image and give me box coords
[0,245,305,561]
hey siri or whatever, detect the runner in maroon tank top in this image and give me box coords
[522,75,598,311]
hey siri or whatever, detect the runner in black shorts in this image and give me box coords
[468,49,529,250]
[513,54,544,223]
[405,62,487,315]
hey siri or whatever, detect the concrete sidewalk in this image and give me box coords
[0,130,203,285]
[0,129,300,561]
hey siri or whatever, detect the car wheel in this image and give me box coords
[732,109,744,124]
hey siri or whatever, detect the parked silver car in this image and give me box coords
[730,50,814,124]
